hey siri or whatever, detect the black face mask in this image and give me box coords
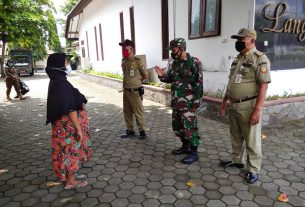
[235,41,246,52]
[171,48,182,60]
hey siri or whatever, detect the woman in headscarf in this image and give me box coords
[46,53,92,189]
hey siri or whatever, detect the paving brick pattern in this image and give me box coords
[0,72,304,207]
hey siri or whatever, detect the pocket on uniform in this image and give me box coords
[241,67,255,80]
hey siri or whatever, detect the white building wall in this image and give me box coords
[79,0,165,73]
[167,0,256,95]
[77,0,304,96]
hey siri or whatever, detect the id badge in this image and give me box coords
[130,69,135,77]
[235,74,242,83]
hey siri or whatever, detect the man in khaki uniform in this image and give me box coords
[119,39,147,139]
[5,60,26,101]
[220,28,271,184]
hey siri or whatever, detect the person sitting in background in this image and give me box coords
[46,53,92,189]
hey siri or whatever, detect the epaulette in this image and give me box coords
[122,57,127,61]
[254,50,264,57]
[135,56,140,60]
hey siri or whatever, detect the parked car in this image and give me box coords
[9,50,34,76]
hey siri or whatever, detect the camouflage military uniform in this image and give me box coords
[160,53,203,146]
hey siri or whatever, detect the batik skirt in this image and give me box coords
[51,110,92,181]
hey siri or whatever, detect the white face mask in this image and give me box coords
[65,65,72,75]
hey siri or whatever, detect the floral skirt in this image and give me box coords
[51,110,92,181]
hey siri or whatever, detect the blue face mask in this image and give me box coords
[65,65,72,75]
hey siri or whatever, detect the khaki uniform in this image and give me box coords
[225,48,271,173]
[5,67,21,98]
[122,57,147,131]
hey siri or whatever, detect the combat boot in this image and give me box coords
[181,146,199,164]
[6,96,12,101]
[121,129,135,138]
[172,140,191,155]
[139,130,147,139]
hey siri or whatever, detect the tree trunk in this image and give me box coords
[0,41,6,78]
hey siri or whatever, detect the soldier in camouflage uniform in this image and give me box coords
[220,28,271,184]
[155,38,203,164]
[119,39,148,139]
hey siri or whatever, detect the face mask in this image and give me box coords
[122,48,130,58]
[65,65,72,75]
[171,48,182,60]
[235,41,246,52]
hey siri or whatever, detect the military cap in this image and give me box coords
[231,28,257,40]
[119,39,135,48]
[167,38,186,50]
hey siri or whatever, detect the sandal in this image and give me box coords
[64,180,88,190]
[75,174,86,180]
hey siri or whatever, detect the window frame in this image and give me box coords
[188,0,221,39]
[162,0,169,60]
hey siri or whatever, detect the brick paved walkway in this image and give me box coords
[0,72,304,207]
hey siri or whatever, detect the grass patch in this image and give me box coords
[81,68,123,80]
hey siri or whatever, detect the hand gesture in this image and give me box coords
[76,131,84,143]
[219,102,228,116]
[154,66,165,76]
[250,110,260,125]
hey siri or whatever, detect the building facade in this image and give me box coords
[66,0,305,96]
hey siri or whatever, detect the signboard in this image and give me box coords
[255,0,305,70]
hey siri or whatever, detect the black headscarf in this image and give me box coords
[46,53,87,125]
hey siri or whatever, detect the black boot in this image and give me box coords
[182,145,199,164]
[121,129,135,138]
[139,130,147,139]
[172,140,191,155]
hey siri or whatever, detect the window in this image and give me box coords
[81,47,85,58]
[130,7,136,52]
[162,0,169,59]
[120,12,125,42]
[99,23,104,61]
[94,26,99,61]
[188,0,221,39]
[86,31,90,60]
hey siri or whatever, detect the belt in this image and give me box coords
[231,96,257,103]
[124,88,139,92]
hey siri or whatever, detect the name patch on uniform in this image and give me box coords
[259,65,268,73]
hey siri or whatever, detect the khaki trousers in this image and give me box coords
[123,90,145,131]
[6,77,21,98]
[228,99,262,173]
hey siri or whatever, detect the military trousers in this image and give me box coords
[172,109,201,147]
[228,99,262,173]
[123,90,145,131]
[6,77,21,98]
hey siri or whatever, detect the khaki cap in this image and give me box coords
[231,28,257,40]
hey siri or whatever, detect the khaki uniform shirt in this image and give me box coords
[5,67,18,79]
[226,48,271,101]
[122,57,147,89]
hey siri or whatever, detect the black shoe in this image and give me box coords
[246,172,258,184]
[181,152,199,164]
[121,129,135,138]
[172,147,191,155]
[219,160,244,169]
[139,130,147,139]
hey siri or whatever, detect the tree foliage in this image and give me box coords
[0,0,61,76]
[60,0,79,15]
